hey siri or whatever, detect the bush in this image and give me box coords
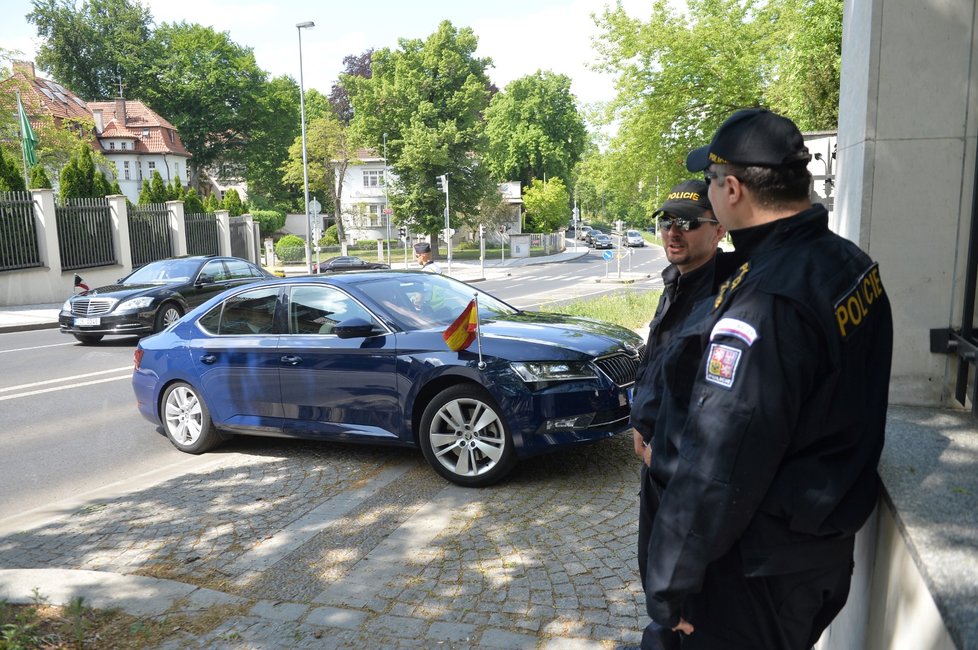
[322,224,339,245]
[456,241,478,251]
[275,234,306,262]
[251,210,286,238]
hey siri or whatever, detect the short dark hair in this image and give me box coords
[719,156,812,209]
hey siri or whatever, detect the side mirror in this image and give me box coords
[334,317,378,339]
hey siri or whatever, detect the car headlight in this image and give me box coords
[510,361,598,386]
[61,299,72,312]
[115,296,155,312]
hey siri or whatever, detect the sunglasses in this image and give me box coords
[704,170,720,185]
[657,216,719,231]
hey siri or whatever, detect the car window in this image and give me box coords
[288,285,379,335]
[202,287,280,335]
[126,258,199,284]
[226,259,260,280]
[200,260,230,283]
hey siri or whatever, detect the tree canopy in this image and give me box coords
[484,71,586,187]
[346,21,494,239]
[522,177,570,233]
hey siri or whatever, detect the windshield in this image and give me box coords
[125,259,201,285]
[357,273,517,331]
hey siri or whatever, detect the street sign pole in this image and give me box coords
[308,197,322,273]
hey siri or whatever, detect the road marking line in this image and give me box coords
[0,366,132,393]
[0,374,131,401]
[0,342,76,354]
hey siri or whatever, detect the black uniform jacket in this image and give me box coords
[645,205,893,627]
[630,252,735,441]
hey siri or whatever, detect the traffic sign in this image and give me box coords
[383,208,393,215]
[602,250,614,261]
[308,198,321,215]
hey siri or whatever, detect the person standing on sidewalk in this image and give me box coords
[627,180,729,649]
[414,242,442,273]
[640,108,893,649]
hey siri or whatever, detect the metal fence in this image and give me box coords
[55,197,116,271]
[185,212,219,256]
[229,216,251,259]
[0,192,42,272]
[129,203,172,267]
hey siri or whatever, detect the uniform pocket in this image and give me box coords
[678,392,753,484]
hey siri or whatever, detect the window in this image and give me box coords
[169,129,175,143]
[199,260,230,283]
[137,161,143,180]
[123,161,130,180]
[109,142,115,150]
[288,285,378,336]
[362,169,385,188]
[121,142,127,151]
[142,128,150,137]
[174,163,180,179]
[363,204,384,227]
[226,259,265,280]
[199,287,280,336]
[148,161,156,171]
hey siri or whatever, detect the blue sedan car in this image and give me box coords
[132,271,643,487]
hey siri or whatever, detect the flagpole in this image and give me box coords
[15,91,30,187]
[473,293,485,370]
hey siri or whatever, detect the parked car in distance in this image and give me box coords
[313,256,391,273]
[132,271,644,487]
[577,225,593,241]
[585,229,605,245]
[60,255,275,345]
[624,230,646,247]
[592,233,614,249]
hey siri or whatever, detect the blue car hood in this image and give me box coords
[466,311,641,360]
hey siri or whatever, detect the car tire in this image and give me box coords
[73,333,103,345]
[160,382,222,454]
[419,384,516,487]
[154,303,183,333]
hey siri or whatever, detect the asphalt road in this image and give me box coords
[0,243,668,528]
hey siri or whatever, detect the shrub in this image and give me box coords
[275,234,306,262]
[455,241,478,251]
[322,224,338,245]
[251,210,286,238]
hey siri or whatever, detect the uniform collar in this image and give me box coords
[729,204,828,258]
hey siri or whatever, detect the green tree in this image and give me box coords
[146,170,168,204]
[484,71,587,187]
[0,147,26,191]
[59,143,110,199]
[139,22,267,188]
[27,0,154,100]
[29,163,52,189]
[220,188,244,216]
[251,209,286,238]
[203,193,220,213]
[282,111,356,242]
[183,188,204,214]
[522,177,570,233]
[245,74,301,211]
[346,21,493,246]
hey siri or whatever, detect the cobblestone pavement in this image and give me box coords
[0,433,647,648]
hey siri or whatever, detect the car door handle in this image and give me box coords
[281,355,302,366]
[200,354,217,364]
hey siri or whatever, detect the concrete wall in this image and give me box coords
[836,0,978,407]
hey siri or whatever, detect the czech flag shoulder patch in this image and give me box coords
[705,343,742,388]
[710,317,758,347]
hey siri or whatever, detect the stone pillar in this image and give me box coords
[166,200,187,257]
[30,188,61,275]
[215,210,231,256]
[106,194,132,272]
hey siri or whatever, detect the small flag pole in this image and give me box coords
[474,293,485,369]
[16,91,30,187]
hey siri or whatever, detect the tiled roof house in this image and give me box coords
[2,61,191,203]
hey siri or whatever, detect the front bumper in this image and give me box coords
[59,311,155,336]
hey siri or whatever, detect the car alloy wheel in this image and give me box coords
[155,303,183,332]
[419,384,516,487]
[161,382,221,454]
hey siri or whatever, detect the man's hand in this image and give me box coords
[632,430,645,459]
[673,617,694,635]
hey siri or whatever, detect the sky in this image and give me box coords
[1,0,651,108]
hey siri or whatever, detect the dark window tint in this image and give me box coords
[217,287,280,335]
[288,285,377,335]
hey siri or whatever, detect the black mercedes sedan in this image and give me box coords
[60,255,275,344]
[313,255,391,273]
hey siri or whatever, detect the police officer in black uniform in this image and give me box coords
[628,180,730,649]
[640,109,893,649]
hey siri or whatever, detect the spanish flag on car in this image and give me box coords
[443,299,478,351]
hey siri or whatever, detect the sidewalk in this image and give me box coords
[0,245,594,335]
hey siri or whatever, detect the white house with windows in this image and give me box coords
[89,98,192,203]
[336,149,523,244]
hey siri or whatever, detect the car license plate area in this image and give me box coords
[75,317,101,327]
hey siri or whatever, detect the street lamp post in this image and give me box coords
[296,20,315,274]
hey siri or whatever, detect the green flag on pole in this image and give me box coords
[17,94,38,167]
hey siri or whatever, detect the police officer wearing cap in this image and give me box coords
[628,180,732,648]
[414,242,442,273]
[636,109,893,649]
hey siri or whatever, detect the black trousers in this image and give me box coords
[641,542,854,650]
